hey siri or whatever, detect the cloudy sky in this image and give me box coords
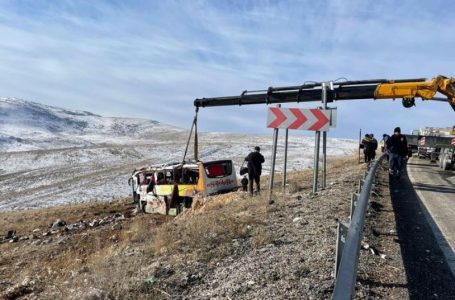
[1,0,454,139]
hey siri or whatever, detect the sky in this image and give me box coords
[1,0,455,139]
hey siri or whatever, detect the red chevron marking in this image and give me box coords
[308,109,329,131]
[267,107,287,128]
[288,108,308,129]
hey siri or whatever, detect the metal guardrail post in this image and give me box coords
[332,153,386,299]
[335,222,349,278]
[350,193,359,220]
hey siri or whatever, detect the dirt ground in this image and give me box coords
[0,156,440,299]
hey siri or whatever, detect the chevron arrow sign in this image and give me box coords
[267,108,334,131]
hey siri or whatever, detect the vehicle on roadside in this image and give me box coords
[129,160,238,215]
[406,126,455,170]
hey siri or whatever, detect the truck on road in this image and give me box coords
[406,126,455,170]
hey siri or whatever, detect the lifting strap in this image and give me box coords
[194,108,198,161]
[182,108,199,164]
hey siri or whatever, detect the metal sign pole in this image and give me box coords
[269,104,280,200]
[322,82,328,189]
[282,128,288,193]
[312,130,320,193]
[322,132,327,189]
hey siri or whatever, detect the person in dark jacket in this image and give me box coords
[361,134,374,162]
[245,146,265,196]
[370,134,378,160]
[386,127,408,176]
[380,134,390,153]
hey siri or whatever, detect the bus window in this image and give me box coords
[204,161,232,178]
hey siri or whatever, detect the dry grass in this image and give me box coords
[151,192,273,261]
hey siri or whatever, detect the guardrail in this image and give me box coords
[332,152,387,299]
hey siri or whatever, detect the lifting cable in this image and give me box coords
[182,107,199,165]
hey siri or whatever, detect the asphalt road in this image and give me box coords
[387,157,455,299]
[406,156,455,276]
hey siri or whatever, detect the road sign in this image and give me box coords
[267,108,333,131]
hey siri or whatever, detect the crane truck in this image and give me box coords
[405,126,455,170]
[194,75,455,111]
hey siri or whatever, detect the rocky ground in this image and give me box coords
[0,157,427,299]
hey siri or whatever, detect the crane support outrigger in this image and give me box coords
[194,75,455,111]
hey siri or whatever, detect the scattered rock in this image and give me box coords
[0,276,36,299]
[111,223,122,231]
[292,217,303,223]
[89,220,99,227]
[42,238,53,244]
[246,280,255,285]
[30,240,41,246]
[114,213,126,221]
[51,219,67,228]
[109,234,119,242]
[81,287,107,300]
[70,271,78,278]
[5,229,16,240]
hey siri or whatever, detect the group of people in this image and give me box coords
[244,126,409,196]
[362,127,408,176]
[361,133,378,162]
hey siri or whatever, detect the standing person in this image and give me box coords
[245,146,265,196]
[370,134,378,160]
[380,134,390,153]
[241,176,248,192]
[386,127,408,176]
[361,134,373,163]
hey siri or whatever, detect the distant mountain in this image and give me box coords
[0,97,183,152]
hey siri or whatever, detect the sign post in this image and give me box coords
[322,82,333,189]
[267,107,334,194]
[313,130,321,193]
[282,128,288,193]
[268,104,280,201]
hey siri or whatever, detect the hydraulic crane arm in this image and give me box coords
[194,76,455,111]
[375,76,455,109]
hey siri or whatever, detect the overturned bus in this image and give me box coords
[129,160,238,215]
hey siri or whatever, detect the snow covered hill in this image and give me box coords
[0,97,182,152]
[0,98,357,211]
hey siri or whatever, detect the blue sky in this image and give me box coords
[1,0,455,139]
